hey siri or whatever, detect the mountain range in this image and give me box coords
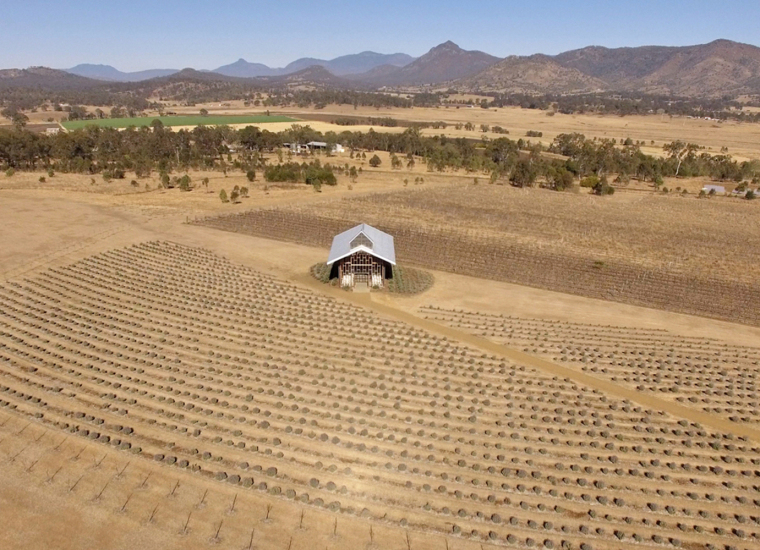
[456,39,760,96]
[66,51,416,81]
[9,39,760,98]
[66,64,178,82]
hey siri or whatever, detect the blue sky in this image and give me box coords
[2,0,759,71]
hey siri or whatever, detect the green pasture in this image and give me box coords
[61,114,296,130]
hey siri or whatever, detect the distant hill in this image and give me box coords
[66,64,178,82]
[255,65,358,89]
[458,54,605,94]
[282,51,414,76]
[0,67,102,90]
[211,59,278,78]
[355,41,500,86]
[213,51,414,78]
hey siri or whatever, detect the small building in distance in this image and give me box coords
[327,223,395,289]
[284,142,345,154]
[306,141,345,153]
[702,184,726,195]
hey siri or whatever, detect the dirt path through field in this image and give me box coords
[292,274,760,442]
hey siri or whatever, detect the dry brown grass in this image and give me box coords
[169,102,760,162]
[8,100,757,162]
[1,103,760,549]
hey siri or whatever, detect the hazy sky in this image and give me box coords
[2,0,759,71]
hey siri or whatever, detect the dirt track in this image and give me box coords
[294,274,760,443]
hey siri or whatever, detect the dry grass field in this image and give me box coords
[2,103,760,549]
[163,101,760,162]
[8,98,760,162]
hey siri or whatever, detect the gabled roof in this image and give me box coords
[327,223,396,266]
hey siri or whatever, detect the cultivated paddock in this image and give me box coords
[193,185,760,326]
[1,241,759,550]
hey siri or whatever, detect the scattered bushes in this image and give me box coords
[264,160,336,187]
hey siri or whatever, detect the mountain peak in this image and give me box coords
[355,41,499,86]
[431,40,462,52]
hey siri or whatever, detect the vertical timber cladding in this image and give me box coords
[339,251,386,286]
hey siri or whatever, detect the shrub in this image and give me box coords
[526,130,543,138]
[38,176,46,183]
[310,263,331,283]
[593,180,615,196]
[547,167,574,191]
[219,189,229,203]
[580,175,600,188]
[746,189,756,200]
[369,154,381,167]
[179,174,191,191]
[47,168,54,177]
[246,169,256,182]
[5,168,14,177]
[510,159,537,187]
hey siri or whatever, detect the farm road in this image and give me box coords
[294,274,760,443]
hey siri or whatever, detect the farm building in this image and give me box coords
[327,223,395,289]
[285,142,345,154]
[702,184,726,195]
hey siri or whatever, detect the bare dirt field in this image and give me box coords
[1,107,760,549]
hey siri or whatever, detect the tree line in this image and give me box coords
[1,123,757,190]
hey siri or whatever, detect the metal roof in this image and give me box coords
[702,185,726,192]
[326,223,396,266]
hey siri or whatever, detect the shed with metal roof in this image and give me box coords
[327,223,395,289]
